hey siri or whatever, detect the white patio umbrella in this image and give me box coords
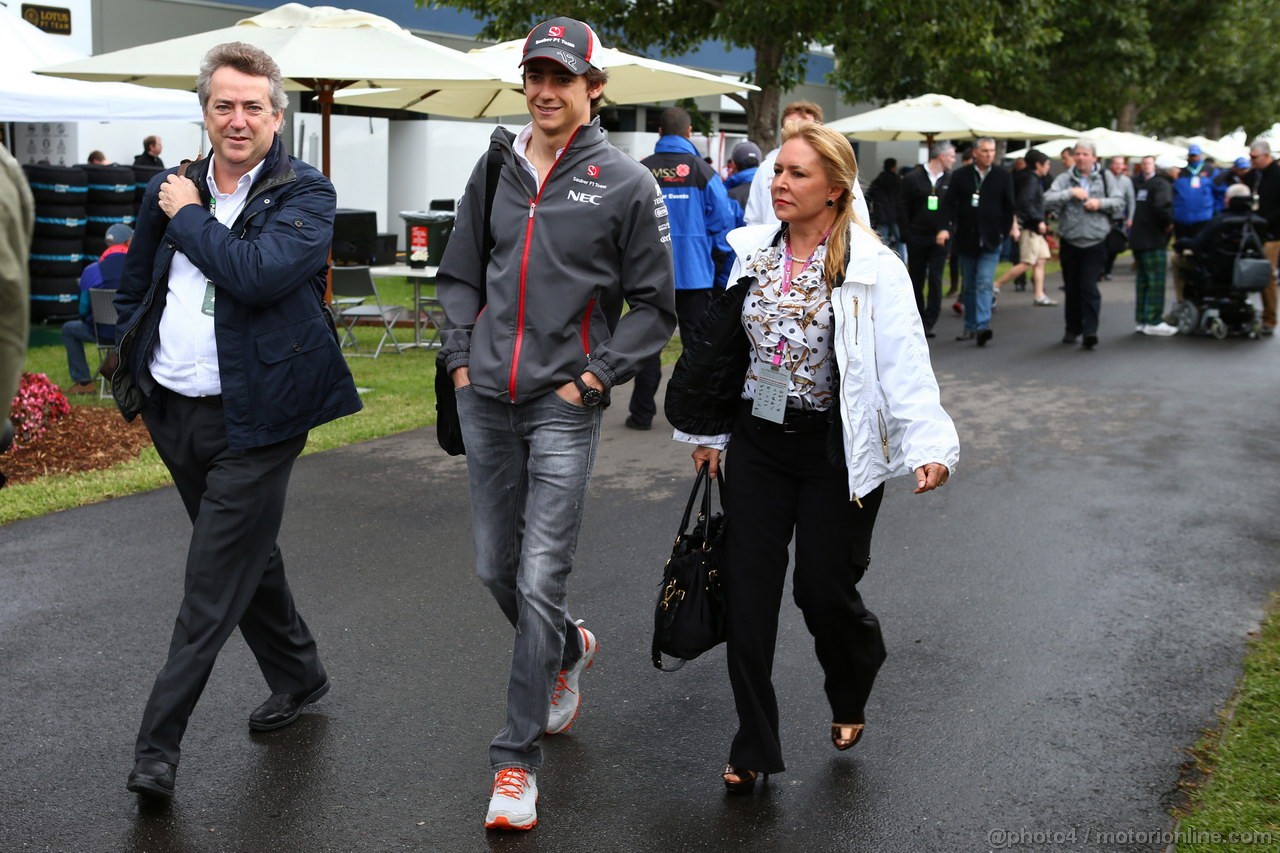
[35,3,505,174]
[1174,135,1249,165]
[332,39,759,119]
[1008,128,1187,160]
[0,13,199,122]
[824,94,1079,146]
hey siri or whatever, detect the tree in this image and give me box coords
[828,0,1059,116]
[423,0,1280,150]
[423,0,841,150]
[1134,0,1280,139]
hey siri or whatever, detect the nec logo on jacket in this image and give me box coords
[567,190,601,205]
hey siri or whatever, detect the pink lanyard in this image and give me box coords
[773,230,830,366]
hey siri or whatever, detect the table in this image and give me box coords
[369,263,439,348]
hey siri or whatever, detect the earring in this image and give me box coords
[826,198,835,208]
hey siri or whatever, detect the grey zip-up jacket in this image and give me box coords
[1044,168,1125,247]
[437,120,676,403]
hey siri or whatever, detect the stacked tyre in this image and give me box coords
[24,163,90,323]
[132,163,164,217]
[84,163,137,258]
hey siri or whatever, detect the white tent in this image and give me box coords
[0,13,200,122]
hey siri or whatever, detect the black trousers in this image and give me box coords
[906,238,947,330]
[135,389,324,765]
[1059,241,1108,337]
[722,406,886,774]
[629,288,714,426]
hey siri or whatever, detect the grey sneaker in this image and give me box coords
[546,623,598,734]
[485,768,538,831]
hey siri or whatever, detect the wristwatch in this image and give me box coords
[573,374,605,407]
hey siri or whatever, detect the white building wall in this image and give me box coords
[293,113,390,230]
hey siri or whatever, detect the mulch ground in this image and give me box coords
[1,405,152,487]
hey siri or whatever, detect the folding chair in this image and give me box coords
[330,266,407,357]
[416,295,448,348]
[87,287,119,399]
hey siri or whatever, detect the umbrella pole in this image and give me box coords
[313,81,335,304]
[316,82,334,178]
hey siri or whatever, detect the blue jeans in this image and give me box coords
[61,320,97,384]
[959,248,1001,332]
[454,385,602,770]
[875,223,908,264]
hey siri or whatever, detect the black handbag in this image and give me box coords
[1105,225,1128,255]
[434,144,503,456]
[652,466,727,671]
[1232,219,1272,292]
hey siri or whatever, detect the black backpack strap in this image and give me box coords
[479,143,503,306]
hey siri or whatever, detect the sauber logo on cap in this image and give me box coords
[587,165,600,178]
[675,164,691,178]
[548,25,564,37]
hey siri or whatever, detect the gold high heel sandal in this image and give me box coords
[831,721,865,751]
[722,764,767,794]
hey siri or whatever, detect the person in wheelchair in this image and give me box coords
[1178,184,1271,268]
[1172,184,1272,337]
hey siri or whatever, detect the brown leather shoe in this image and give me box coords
[67,382,97,394]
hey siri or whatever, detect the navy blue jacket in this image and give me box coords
[115,135,361,449]
[724,166,756,227]
[640,135,735,290]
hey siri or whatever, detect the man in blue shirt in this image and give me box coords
[1172,143,1220,301]
[626,106,735,430]
[61,223,131,394]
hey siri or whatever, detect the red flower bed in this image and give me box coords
[3,374,152,488]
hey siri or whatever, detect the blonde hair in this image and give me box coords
[780,121,865,287]
[782,100,824,123]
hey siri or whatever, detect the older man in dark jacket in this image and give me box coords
[114,42,360,800]
[1129,155,1179,335]
[938,136,1018,346]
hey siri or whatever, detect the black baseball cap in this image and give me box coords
[520,17,600,75]
[731,142,762,169]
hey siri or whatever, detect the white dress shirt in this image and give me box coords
[150,157,266,397]
[513,123,566,189]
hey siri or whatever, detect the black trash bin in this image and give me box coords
[400,210,454,267]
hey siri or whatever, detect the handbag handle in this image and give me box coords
[677,465,725,544]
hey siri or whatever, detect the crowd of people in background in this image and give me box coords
[863,137,1280,347]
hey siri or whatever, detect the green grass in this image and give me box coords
[3,276,685,526]
[2,278,438,526]
[1175,594,1280,850]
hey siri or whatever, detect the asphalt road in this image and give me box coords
[2,268,1278,852]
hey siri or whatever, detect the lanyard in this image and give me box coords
[772,229,830,366]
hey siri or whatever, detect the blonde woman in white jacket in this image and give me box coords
[664,122,959,794]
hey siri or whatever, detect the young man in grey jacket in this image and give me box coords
[1044,139,1126,349]
[436,17,676,832]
